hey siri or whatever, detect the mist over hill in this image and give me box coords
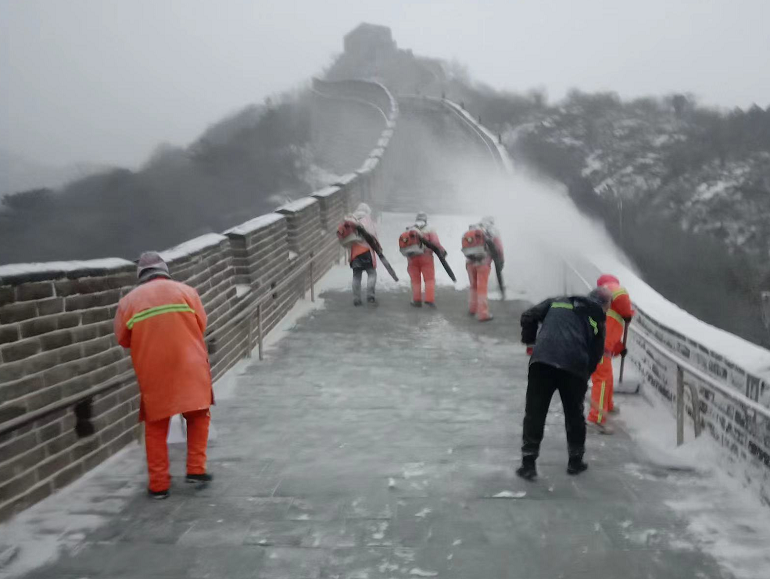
[2,23,767,344]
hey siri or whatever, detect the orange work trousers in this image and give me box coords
[467,262,491,320]
[408,253,436,303]
[588,356,614,424]
[144,408,210,492]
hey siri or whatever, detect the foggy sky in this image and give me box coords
[2,0,768,168]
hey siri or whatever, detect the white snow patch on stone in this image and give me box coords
[414,508,431,518]
[409,569,438,577]
[335,172,358,186]
[619,394,770,578]
[492,491,527,499]
[0,444,144,578]
[234,284,251,298]
[277,196,317,213]
[313,185,341,198]
[160,233,226,262]
[0,258,132,279]
[224,213,284,235]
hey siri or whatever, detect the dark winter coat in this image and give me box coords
[521,296,607,381]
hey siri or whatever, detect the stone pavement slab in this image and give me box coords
[4,285,730,578]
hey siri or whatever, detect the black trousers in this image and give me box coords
[521,362,589,461]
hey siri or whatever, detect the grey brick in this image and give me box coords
[25,385,63,412]
[0,470,38,503]
[0,430,37,465]
[0,285,15,307]
[45,429,78,457]
[0,374,45,402]
[40,330,74,351]
[0,338,41,363]
[0,480,52,522]
[72,323,100,342]
[0,302,37,324]
[57,312,81,329]
[36,450,73,482]
[0,323,19,345]
[0,404,26,423]
[82,335,113,357]
[70,436,100,461]
[52,461,83,490]
[58,343,84,364]
[37,297,65,316]
[82,307,111,325]
[15,281,54,302]
[0,445,46,481]
[54,279,77,297]
[37,419,63,444]
[43,360,83,387]
[19,316,58,338]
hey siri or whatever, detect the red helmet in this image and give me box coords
[597,274,620,287]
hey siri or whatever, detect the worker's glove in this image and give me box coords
[526,346,534,356]
[441,249,448,258]
[623,316,634,323]
[618,348,628,358]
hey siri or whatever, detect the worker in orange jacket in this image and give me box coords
[114,252,214,499]
[465,217,504,322]
[347,203,380,306]
[406,212,446,307]
[587,273,634,434]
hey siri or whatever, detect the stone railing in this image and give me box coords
[0,79,398,521]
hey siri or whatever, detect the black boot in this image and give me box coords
[353,298,362,307]
[186,473,214,484]
[410,300,422,308]
[516,457,537,481]
[567,457,588,476]
[148,488,169,500]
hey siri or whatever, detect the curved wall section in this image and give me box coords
[0,79,398,521]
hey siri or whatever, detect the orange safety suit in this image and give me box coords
[114,277,213,492]
[407,228,444,304]
[588,283,634,424]
[466,229,504,321]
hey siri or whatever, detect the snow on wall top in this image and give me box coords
[313,186,341,199]
[335,173,359,186]
[592,256,770,379]
[224,213,285,236]
[359,158,379,173]
[277,197,318,213]
[0,258,134,283]
[443,99,514,174]
[160,233,227,262]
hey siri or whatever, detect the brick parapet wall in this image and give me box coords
[627,307,770,505]
[0,79,397,521]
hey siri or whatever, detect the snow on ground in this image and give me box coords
[617,386,770,579]
[0,446,146,578]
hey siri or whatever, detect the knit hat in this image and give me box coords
[136,251,170,283]
[588,286,612,311]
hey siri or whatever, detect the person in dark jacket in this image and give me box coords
[516,287,611,480]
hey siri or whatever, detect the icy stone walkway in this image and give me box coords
[7,286,731,578]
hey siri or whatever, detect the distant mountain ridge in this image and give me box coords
[0,148,108,197]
